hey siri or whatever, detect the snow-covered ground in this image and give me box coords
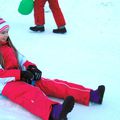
[0,0,120,120]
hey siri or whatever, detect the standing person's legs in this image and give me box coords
[48,0,67,33]
[34,0,46,25]
[48,0,66,27]
[30,0,46,31]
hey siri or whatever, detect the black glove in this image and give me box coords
[27,65,42,81]
[21,71,34,84]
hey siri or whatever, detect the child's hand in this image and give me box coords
[21,71,34,84]
[27,65,42,81]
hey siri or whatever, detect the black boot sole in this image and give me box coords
[30,27,45,32]
[59,96,75,120]
[53,28,67,34]
[98,85,105,104]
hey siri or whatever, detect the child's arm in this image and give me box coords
[17,51,36,71]
[0,65,20,81]
[0,64,32,93]
[0,65,34,88]
[0,65,20,93]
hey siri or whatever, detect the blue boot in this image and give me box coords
[50,96,75,120]
[90,85,105,104]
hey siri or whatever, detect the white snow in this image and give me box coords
[0,0,120,120]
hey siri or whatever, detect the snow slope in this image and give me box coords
[0,0,120,120]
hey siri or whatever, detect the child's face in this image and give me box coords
[0,29,9,42]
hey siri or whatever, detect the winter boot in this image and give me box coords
[50,96,75,120]
[53,27,67,34]
[30,26,45,32]
[90,85,105,104]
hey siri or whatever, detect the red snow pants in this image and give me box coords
[35,78,91,106]
[34,0,66,27]
[2,78,91,120]
[2,81,58,120]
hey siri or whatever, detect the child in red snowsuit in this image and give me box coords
[0,18,105,120]
[30,0,67,33]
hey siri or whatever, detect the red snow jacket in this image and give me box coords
[0,41,56,120]
[0,41,35,93]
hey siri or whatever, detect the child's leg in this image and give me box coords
[2,81,57,120]
[55,79,91,90]
[35,78,91,106]
[57,80,106,105]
